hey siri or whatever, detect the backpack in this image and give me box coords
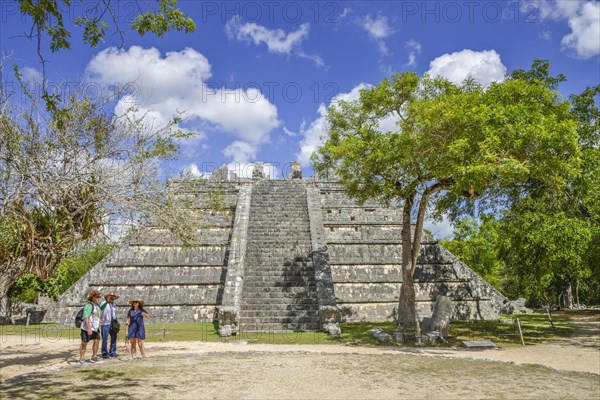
[75,302,92,328]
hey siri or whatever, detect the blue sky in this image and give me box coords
[1,0,599,235]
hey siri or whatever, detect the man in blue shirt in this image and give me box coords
[100,292,120,358]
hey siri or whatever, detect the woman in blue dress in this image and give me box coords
[126,299,151,357]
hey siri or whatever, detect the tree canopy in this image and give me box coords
[314,62,582,328]
[15,0,195,51]
[11,0,196,93]
[0,75,198,319]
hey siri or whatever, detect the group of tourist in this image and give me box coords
[79,289,151,364]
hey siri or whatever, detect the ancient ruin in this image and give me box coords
[45,163,507,335]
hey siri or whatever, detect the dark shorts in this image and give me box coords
[81,329,100,342]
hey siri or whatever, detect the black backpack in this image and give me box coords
[74,302,91,328]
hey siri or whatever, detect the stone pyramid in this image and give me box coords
[46,165,507,334]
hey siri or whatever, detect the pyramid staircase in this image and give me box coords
[239,180,319,332]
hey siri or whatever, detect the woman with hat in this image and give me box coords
[100,292,120,358]
[126,299,151,358]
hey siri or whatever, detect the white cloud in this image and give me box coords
[20,67,43,83]
[296,84,370,167]
[222,141,257,163]
[427,49,507,86]
[225,17,310,54]
[358,14,394,55]
[225,17,325,67]
[86,46,280,145]
[360,14,393,39]
[532,0,599,59]
[297,51,329,69]
[283,126,298,137]
[180,163,205,178]
[404,40,421,68]
[561,1,600,58]
[377,113,400,133]
[340,8,352,20]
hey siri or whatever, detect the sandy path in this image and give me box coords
[1,313,598,399]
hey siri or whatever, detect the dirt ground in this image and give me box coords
[1,313,598,399]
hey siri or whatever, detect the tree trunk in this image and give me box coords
[575,279,580,307]
[397,194,417,330]
[565,283,574,309]
[557,292,563,310]
[398,263,417,329]
[0,257,28,322]
[543,297,555,329]
[0,274,16,323]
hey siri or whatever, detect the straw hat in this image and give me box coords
[87,289,101,301]
[104,292,119,300]
[128,299,145,308]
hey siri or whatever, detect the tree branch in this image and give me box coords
[411,178,455,269]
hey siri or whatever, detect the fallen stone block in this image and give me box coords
[368,327,392,343]
[461,340,496,349]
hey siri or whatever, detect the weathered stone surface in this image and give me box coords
[14,308,47,325]
[218,306,239,337]
[252,162,265,179]
[319,305,341,336]
[423,296,453,337]
[291,162,302,179]
[500,297,533,314]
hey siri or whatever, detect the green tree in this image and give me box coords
[440,216,503,289]
[10,243,111,304]
[313,66,580,330]
[492,65,600,309]
[14,0,195,84]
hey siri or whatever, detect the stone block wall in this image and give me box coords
[316,181,506,322]
[45,181,243,325]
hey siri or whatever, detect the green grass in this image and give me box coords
[447,312,573,347]
[0,312,579,347]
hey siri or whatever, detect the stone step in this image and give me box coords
[243,277,316,284]
[243,278,316,285]
[241,316,318,324]
[242,288,317,302]
[240,310,318,318]
[240,322,320,332]
[98,266,225,285]
[242,297,318,305]
[242,286,316,294]
[243,275,316,281]
[242,267,316,274]
[104,246,229,266]
[240,304,319,312]
[244,253,311,257]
